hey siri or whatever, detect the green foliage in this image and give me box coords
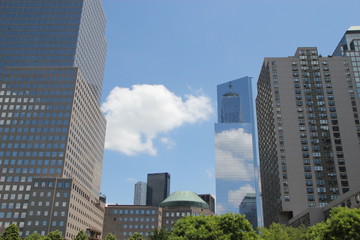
[148,228,171,240]
[103,233,116,240]
[128,232,143,240]
[259,223,306,240]
[218,213,258,240]
[25,233,44,240]
[44,230,62,240]
[0,224,21,240]
[170,213,257,240]
[306,207,360,240]
[73,231,88,240]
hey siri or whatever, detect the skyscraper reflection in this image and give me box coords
[215,76,260,228]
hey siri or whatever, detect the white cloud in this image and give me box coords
[126,178,137,183]
[102,84,213,156]
[216,203,226,215]
[205,168,214,178]
[160,137,176,150]
[215,128,255,180]
[228,184,255,207]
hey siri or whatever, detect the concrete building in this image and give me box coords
[214,77,261,224]
[256,47,360,226]
[289,186,360,227]
[198,194,215,213]
[134,182,147,206]
[146,173,170,207]
[103,191,213,239]
[103,205,161,240]
[0,0,107,238]
[160,191,214,231]
[239,193,257,229]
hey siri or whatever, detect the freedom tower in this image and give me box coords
[0,0,107,238]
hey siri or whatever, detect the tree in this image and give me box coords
[73,231,88,240]
[218,213,258,240]
[128,232,143,240]
[306,207,360,240]
[25,233,44,240]
[44,230,62,240]
[103,233,116,240]
[259,223,306,240]
[171,213,257,240]
[0,224,21,240]
[148,228,171,240]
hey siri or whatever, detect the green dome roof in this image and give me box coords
[160,191,209,209]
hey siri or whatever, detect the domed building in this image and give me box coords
[160,191,214,230]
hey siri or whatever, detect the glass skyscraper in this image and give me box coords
[146,173,170,207]
[214,77,260,227]
[0,0,107,238]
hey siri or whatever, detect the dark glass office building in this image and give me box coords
[146,173,170,207]
[0,0,107,238]
[214,77,259,227]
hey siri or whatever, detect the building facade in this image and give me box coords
[0,0,107,238]
[333,26,360,96]
[214,77,260,224]
[146,173,170,207]
[239,193,257,229]
[256,47,360,226]
[160,191,214,231]
[134,181,147,206]
[103,205,161,240]
[198,194,215,213]
[103,192,213,239]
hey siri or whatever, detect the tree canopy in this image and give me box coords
[0,224,21,240]
[171,213,257,240]
[74,231,88,240]
[43,230,62,240]
[104,233,116,240]
[306,207,360,240]
[259,223,307,240]
[128,232,143,240]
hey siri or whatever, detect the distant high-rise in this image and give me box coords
[256,47,360,226]
[198,194,215,213]
[146,173,170,207]
[333,26,360,100]
[134,181,147,205]
[214,77,260,225]
[0,0,107,238]
[239,193,257,229]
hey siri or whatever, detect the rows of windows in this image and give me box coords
[1,19,82,25]
[1,42,76,50]
[116,218,156,223]
[0,1,82,7]
[112,209,156,215]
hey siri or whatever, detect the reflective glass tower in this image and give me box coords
[0,0,107,238]
[215,77,260,227]
[134,181,147,205]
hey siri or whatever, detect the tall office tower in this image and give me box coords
[215,77,260,223]
[134,181,147,205]
[146,173,170,207]
[0,0,107,238]
[239,193,257,229]
[256,47,360,226]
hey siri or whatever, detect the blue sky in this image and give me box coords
[99,0,360,205]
